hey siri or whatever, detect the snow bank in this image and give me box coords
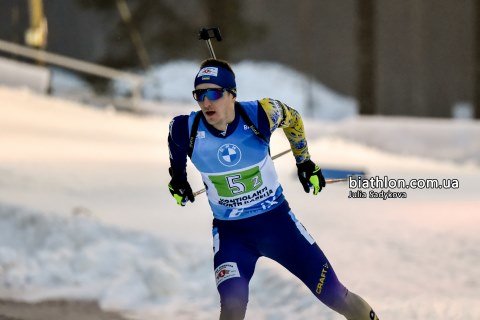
[308,116,480,166]
[1,200,479,320]
[0,203,214,314]
[1,86,480,319]
[114,60,357,120]
[0,204,358,319]
[49,68,94,99]
[234,61,357,119]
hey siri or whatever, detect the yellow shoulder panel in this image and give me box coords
[258,98,310,163]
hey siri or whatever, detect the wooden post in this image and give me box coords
[475,0,480,119]
[356,0,376,115]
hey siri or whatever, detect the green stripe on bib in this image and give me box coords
[209,166,263,197]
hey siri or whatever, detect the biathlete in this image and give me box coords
[167,58,380,320]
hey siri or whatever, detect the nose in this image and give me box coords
[203,96,213,107]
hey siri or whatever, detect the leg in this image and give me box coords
[212,225,259,320]
[340,290,380,320]
[217,274,250,320]
[260,210,380,320]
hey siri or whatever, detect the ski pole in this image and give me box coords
[192,148,359,197]
[198,27,222,59]
[193,176,350,198]
[192,148,290,197]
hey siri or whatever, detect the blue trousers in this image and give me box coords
[212,201,378,320]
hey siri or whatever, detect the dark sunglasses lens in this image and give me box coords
[193,89,224,101]
[206,89,224,101]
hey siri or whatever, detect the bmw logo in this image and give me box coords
[217,144,242,167]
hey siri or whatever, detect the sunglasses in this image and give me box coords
[192,88,227,102]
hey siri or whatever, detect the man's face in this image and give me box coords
[195,83,235,129]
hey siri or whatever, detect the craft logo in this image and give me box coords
[315,262,329,295]
[218,143,242,167]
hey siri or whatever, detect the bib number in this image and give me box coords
[226,175,245,194]
[209,166,263,197]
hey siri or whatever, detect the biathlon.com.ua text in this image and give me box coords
[348,176,460,200]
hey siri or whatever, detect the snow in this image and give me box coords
[50,67,94,99]
[311,116,480,166]
[0,81,479,320]
[114,60,357,120]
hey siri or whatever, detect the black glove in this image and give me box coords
[168,168,195,206]
[296,160,326,195]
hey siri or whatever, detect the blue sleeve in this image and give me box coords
[168,115,189,181]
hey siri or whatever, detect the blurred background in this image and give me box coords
[0,0,477,119]
[1,2,480,320]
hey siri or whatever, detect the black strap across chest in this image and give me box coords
[187,102,268,158]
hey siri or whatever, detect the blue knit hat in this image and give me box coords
[194,65,236,93]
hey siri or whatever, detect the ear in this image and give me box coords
[228,91,236,102]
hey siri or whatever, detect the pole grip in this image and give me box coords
[199,27,221,59]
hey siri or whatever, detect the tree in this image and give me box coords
[356,0,376,115]
[201,0,265,61]
[77,0,264,68]
[475,0,480,119]
[77,0,196,69]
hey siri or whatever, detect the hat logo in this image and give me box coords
[197,67,218,78]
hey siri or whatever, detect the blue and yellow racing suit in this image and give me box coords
[168,98,379,320]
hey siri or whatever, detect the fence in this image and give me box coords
[0,39,144,110]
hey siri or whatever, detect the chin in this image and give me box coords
[204,116,217,125]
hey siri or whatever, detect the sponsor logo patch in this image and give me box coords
[217,143,242,167]
[197,67,218,78]
[197,130,205,139]
[215,262,240,286]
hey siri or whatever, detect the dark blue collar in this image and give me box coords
[202,103,241,138]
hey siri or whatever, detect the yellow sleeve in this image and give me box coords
[258,98,310,163]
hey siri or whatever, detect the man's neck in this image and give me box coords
[213,110,235,132]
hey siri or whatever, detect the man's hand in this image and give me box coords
[168,167,194,206]
[168,179,195,206]
[296,160,326,195]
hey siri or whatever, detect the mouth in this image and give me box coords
[205,110,216,117]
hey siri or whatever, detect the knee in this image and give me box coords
[337,290,379,320]
[218,279,249,320]
[220,295,248,320]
